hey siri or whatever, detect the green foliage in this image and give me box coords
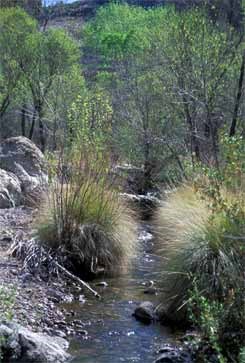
[0,7,37,117]
[84,3,243,184]
[83,3,152,62]
[188,285,226,363]
[0,286,15,362]
[188,283,245,362]
[68,88,113,152]
[239,348,245,363]
[0,285,15,321]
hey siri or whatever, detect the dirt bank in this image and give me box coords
[0,206,87,337]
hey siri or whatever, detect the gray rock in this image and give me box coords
[133,301,155,324]
[0,322,70,363]
[155,344,192,363]
[120,192,160,208]
[0,169,22,208]
[0,136,47,204]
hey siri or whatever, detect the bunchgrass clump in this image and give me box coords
[156,184,244,321]
[36,149,137,278]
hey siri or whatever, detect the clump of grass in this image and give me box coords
[36,149,137,278]
[155,184,244,322]
[0,285,15,321]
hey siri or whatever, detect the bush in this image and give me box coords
[188,286,226,363]
[36,148,137,278]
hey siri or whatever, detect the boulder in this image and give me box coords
[133,301,155,324]
[0,137,47,205]
[0,322,70,363]
[0,169,22,208]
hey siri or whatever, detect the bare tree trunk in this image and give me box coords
[38,108,46,153]
[230,50,245,137]
[21,104,26,137]
[0,95,10,120]
[206,107,219,167]
[182,96,201,163]
[29,110,36,140]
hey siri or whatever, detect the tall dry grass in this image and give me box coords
[155,185,244,322]
[36,149,137,278]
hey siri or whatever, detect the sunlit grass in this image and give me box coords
[156,185,244,319]
[36,149,137,277]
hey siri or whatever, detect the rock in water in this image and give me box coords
[0,137,48,206]
[133,301,155,324]
[155,344,192,363]
[0,169,22,208]
[0,322,70,362]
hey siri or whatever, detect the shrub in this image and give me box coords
[188,285,226,363]
[36,148,137,278]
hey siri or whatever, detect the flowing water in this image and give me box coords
[67,224,174,363]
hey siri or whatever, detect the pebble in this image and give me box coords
[78,294,86,303]
[96,281,108,287]
[77,329,88,336]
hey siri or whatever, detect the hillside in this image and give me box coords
[44,0,243,29]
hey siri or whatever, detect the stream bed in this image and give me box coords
[63,224,176,363]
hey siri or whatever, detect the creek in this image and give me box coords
[64,224,176,363]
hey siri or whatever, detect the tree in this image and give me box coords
[18,28,80,151]
[153,7,243,166]
[83,4,187,186]
[0,7,36,122]
[0,7,82,148]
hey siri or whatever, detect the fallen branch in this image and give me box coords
[53,260,101,299]
[9,236,101,299]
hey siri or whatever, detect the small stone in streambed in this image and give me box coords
[96,281,108,287]
[142,280,154,287]
[77,329,88,336]
[62,294,74,303]
[155,344,192,363]
[78,295,86,303]
[47,288,64,303]
[133,301,155,324]
[72,320,85,329]
[144,287,158,295]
